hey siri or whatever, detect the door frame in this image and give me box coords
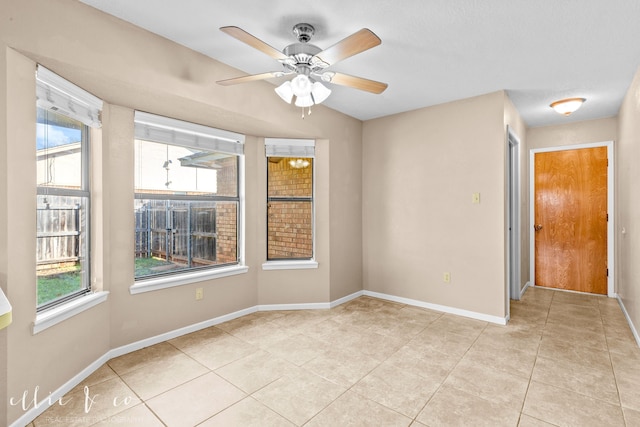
[507,126,521,305]
[529,141,614,297]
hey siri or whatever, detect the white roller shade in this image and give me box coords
[134,111,244,155]
[36,65,103,128]
[265,138,315,157]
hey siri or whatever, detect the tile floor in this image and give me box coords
[31,287,640,426]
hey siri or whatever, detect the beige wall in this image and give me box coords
[527,117,617,150]
[0,0,363,424]
[617,65,640,335]
[362,91,508,318]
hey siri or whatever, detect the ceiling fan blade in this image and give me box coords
[220,26,289,61]
[324,72,388,94]
[217,72,284,86]
[313,29,381,67]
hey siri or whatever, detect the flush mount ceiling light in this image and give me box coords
[217,23,388,117]
[550,97,586,116]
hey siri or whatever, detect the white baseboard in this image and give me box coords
[520,281,532,299]
[616,294,640,348]
[363,290,508,325]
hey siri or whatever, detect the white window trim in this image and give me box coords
[264,138,316,268]
[130,265,249,294]
[261,260,318,270]
[132,111,246,287]
[33,291,109,334]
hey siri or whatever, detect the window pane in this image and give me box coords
[268,157,313,198]
[134,199,238,279]
[37,107,83,189]
[134,140,237,197]
[267,201,313,259]
[266,157,313,260]
[36,195,89,306]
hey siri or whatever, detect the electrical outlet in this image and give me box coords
[472,193,480,204]
[443,272,451,283]
[195,288,204,300]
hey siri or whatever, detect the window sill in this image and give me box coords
[130,264,249,295]
[33,291,109,335]
[262,260,318,270]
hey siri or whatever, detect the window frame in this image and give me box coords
[35,65,102,313]
[132,112,247,289]
[263,139,317,269]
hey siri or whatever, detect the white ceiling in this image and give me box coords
[79,0,640,127]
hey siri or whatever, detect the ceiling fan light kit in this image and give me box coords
[217,23,388,117]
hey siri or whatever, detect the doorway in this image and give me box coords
[529,142,614,296]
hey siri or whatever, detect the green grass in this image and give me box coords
[134,256,175,277]
[37,265,82,305]
[37,258,176,305]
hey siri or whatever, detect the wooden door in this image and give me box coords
[534,147,608,294]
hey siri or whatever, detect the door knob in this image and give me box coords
[534,224,543,231]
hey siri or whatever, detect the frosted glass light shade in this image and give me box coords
[291,75,312,97]
[550,97,586,116]
[311,82,331,104]
[295,94,314,108]
[275,81,294,104]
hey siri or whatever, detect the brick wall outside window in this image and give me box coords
[267,158,313,259]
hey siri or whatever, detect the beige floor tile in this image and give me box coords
[349,328,407,361]
[306,390,412,427]
[214,349,298,393]
[252,369,345,425]
[460,345,537,379]
[444,361,530,410]
[474,326,542,355]
[606,334,640,357]
[366,311,430,340]
[623,407,640,426]
[531,355,619,404]
[517,414,557,426]
[120,352,209,400]
[302,346,380,388]
[538,335,612,369]
[542,322,608,351]
[428,314,488,337]
[108,342,182,376]
[34,377,140,427]
[522,381,625,427]
[385,344,460,383]
[351,362,440,418]
[187,333,258,370]
[229,321,296,348]
[146,372,245,427]
[77,364,118,389]
[90,404,164,427]
[215,312,265,334]
[615,374,640,412]
[409,327,477,357]
[417,383,521,427]
[167,325,227,353]
[547,304,602,324]
[198,397,295,427]
[550,291,602,307]
[265,333,330,365]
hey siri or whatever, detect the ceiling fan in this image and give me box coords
[216,23,388,113]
